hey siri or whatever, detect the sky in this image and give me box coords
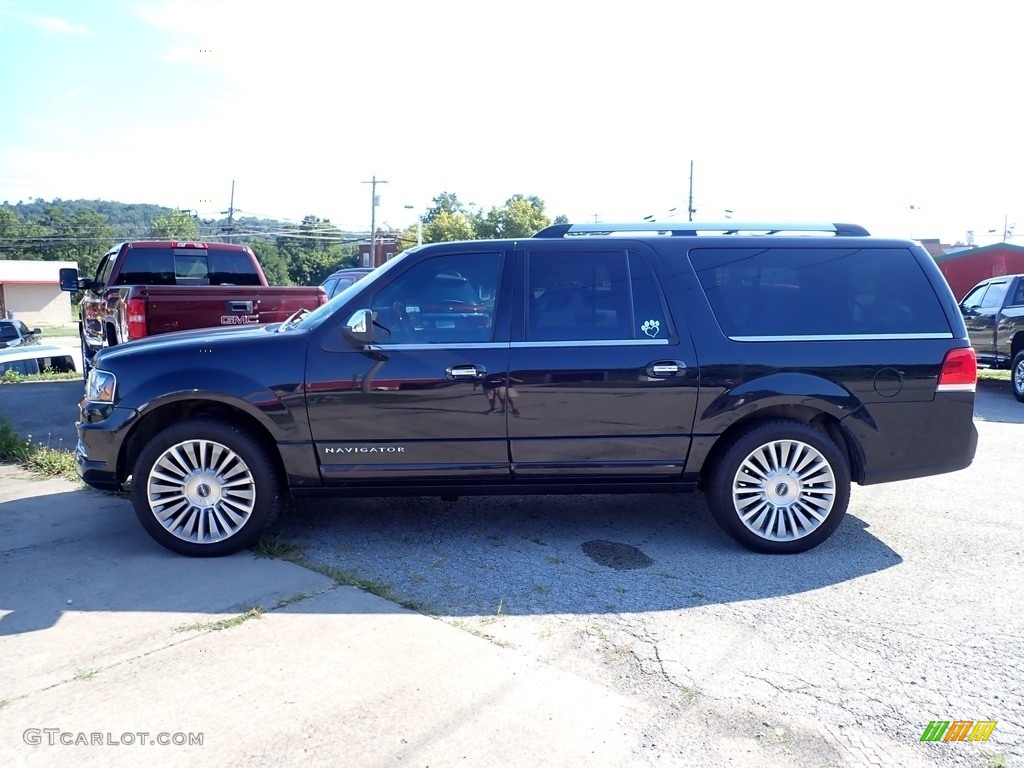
[1,0,1023,245]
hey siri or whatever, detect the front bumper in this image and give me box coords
[76,403,139,491]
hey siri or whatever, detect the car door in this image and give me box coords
[305,244,513,484]
[507,242,699,480]
[961,280,1007,359]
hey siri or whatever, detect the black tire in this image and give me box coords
[130,418,282,557]
[705,419,850,554]
[1012,351,1024,403]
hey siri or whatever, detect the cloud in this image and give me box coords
[48,87,88,111]
[33,15,89,35]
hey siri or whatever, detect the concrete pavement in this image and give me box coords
[0,467,638,767]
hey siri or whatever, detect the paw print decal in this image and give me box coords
[641,319,661,337]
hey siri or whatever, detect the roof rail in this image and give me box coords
[532,222,871,237]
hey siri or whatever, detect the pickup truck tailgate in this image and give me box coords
[136,286,325,336]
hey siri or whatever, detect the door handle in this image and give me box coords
[447,364,486,381]
[646,360,686,378]
[227,300,254,314]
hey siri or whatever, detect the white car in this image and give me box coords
[0,344,78,376]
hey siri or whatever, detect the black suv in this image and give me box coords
[76,222,978,556]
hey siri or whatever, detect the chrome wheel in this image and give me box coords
[731,439,836,542]
[1014,357,1024,396]
[146,439,256,544]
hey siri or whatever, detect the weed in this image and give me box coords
[176,607,264,632]
[274,592,313,609]
[74,667,99,680]
[0,418,77,481]
[0,698,9,709]
[253,536,303,561]
[450,619,517,649]
[982,751,1009,768]
[546,556,566,565]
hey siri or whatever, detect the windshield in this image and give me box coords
[292,251,412,331]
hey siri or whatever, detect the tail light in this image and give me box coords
[937,347,977,392]
[126,297,147,340]
[318,289,328,307]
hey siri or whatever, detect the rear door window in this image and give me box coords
[525,249,671,342]
[690,247,951,338]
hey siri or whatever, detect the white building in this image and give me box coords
[0,260,77,326]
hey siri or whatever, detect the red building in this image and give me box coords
[358,238,398,268]
[932,242,1024,301]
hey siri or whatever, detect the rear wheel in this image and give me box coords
[705,419,850,554]
[1012,351,1024,403]
[130,419,281,557]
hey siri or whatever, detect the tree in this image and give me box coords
[422,209,477,243]
[149,210,199,240]
[248,241,292,285]
[476,194,551,239]
[423,192,468,224]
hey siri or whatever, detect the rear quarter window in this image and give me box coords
[690,247,951,338]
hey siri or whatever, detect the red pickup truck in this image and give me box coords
[60,240,326,372]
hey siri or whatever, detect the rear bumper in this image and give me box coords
[842,394,979,485]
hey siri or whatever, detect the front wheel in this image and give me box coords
[130,419,282,556]
[705,419,850,554]
[1012,351,1024,403]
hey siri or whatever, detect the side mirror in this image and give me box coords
[59,267,82,292]
[31,328,42,336]
[341,309,376,346]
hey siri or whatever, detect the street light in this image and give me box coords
[404,204,423,246]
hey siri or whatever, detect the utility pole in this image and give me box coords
[362,175,388,266]
[220,180,236,243]
[688,160,695,222]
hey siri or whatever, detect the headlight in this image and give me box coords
[86,369,117,403]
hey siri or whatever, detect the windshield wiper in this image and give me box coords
[277,307,310,332]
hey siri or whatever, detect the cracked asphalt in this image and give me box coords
[275,384,1023,768]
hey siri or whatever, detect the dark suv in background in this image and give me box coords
[74,221,978,557]
[320,267,374,300]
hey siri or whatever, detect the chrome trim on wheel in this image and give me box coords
[1014,359,1024,395]
[731,439,836,542]
[146,439,256,544]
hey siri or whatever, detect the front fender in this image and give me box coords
[126,369,307,440]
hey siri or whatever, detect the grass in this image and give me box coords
[74,667,99,681]
[175,607,265,633]
[2,368,82,383]
[0,417,77,481]
[253,536,431,613]
[977,368,1011,382]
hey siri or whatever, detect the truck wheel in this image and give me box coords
[130,419,281,557]
[705,419,850,554]
[1013,351,1024,403]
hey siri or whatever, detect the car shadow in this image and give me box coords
[0,484,901,635]
[269,491,901,618]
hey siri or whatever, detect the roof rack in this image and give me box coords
[532,222,871,237]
